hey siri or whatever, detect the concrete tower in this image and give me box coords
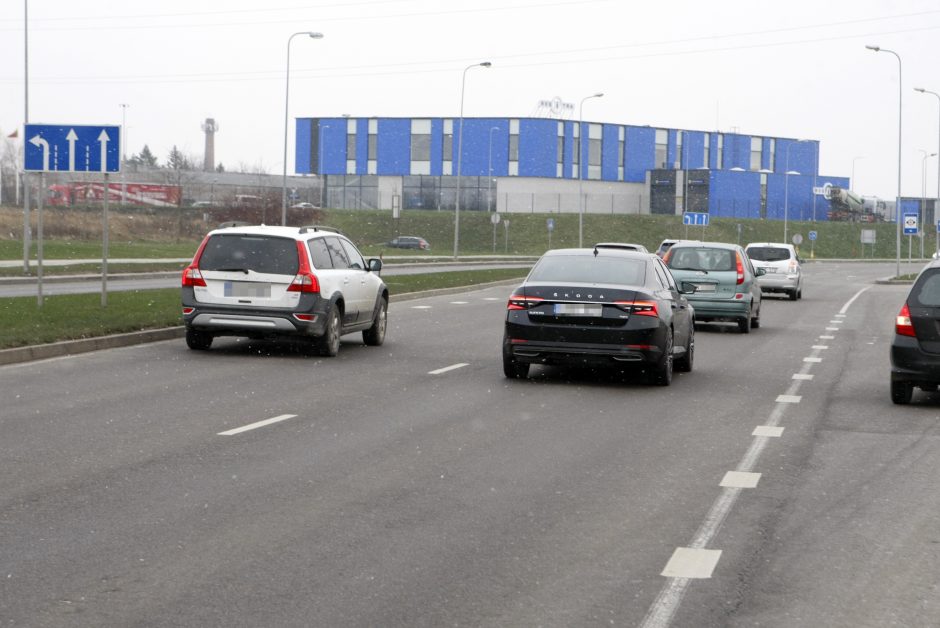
[202,118,218,172]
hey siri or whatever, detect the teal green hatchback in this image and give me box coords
[663,241,765,334]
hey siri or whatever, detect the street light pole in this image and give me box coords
[453,61,491,259]
[915,87,940,256]
[577,92,603,248]
[867,45,903,278]
[920,150,936,259]
[23,0,30,274]
[281,31,323,226]
[783,139,809,244]
[120,103,128,207]
[488,126,499,213]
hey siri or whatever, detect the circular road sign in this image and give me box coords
[808,230,817,241]
[491,212,501,225]
[792,234,804,245]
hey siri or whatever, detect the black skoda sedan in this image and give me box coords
[502,247,695,385]
[890,259,940,403]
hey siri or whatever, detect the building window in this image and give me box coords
[443,119,453,173]
[760,172,768,218]
[618,127,625,181]
[703,134,710,167]
[509,118,519,176]
[655,129,668,169]
[676,131,683,169]
[716,134,724,169]
[750,137,761,171]
[768,138,776,171]
[346,134,356,161]
[588,123,602,179]
[557,122,564,179]
[572,123,580,178]
[410,119,431,175]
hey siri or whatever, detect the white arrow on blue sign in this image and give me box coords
[24,124,121,173]
[682,212,709,226]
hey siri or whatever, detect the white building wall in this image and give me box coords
[494,177,649,215]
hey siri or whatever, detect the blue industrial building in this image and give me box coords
[295,116,849,221]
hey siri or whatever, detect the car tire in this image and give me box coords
[186,329,213,351]
[362,298,387,346]
[798,287,803,300]
[674,323,694,373]
[789,289,798,301]
[751,306,761,329]
[891,380,913,405]
[502,340,530,379]
[650,331,674,386]
[738,310,751,334]
[318,306,342,357]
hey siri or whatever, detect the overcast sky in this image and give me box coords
[2,0,940,199]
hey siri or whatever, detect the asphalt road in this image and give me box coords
[3,261,939,627]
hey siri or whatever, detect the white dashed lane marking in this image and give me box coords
[792,373,814,381]
[753,426,784,437]
[428,363,469,375]
[661,548,723,579]
[218,414,298,436]
[720,471,762,489]
[776,395,802,403]
[803,357,823,363]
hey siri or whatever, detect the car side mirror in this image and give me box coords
[797,257,805,264]
[755,267,767,277]
[368,258,383,273]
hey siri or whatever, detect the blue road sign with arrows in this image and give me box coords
[24,124,121,173]
[682,212,709,226]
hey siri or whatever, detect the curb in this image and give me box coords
[0,279,522,367]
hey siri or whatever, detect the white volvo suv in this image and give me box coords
[181,224,388,355]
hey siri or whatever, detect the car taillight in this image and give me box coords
[629,300,659,317]
[896,303,916,337]
[508,295,544,310]
[181,265,206,287]
[788,261,798,275]
[662,250,673,263]
[735,252,745,285]
[287,241,320,294]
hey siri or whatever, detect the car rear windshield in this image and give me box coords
[911,270,940,307]
[667,247,735,272]
[199,234,299,275]
[528,255,646,285]
[746,247,791,262]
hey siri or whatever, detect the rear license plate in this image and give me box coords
[554,303,602,316]
[693,283,717,292]
[761,267,777,273]
[224,281,271,298]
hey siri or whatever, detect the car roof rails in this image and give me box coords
[299,225,343,235]
[217,221,252,229]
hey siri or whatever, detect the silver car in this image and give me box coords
[745,242,803,301]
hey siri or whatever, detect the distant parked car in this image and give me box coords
[290,202,318,209]
[745,242,803,300]
[656,239,686,258]
[664,241,765,333]
[385,236,430,251]
[890,259,940,403]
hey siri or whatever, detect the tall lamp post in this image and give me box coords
[487,125,499,213]
[866,44,903,278]
[577,92,603,248]
[920,150,936,259]
[281,31,323,226]
[120,103,129,207]
[915,87,940,256]
[783,139,810,243]
[453,61,491,259]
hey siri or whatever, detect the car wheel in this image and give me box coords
[738,309,751,334]
[185,329,213,351]
[674,323,694,373]
[650,331,674,386]
[318,306,342,357]
[362,297,387,346]
[789,289,798,301]
[891,380,913,405]
[502,351,529,380]
[751,305,761,329]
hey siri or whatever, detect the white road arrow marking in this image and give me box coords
[66,128,78,172]
[97,129,110,172]
[29,134,50,171]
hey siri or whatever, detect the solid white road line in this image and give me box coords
[428,363,469,375]
[776,395,802,403]
[218,414,298,436]
[661,548,723,579]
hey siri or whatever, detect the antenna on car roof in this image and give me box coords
[593,246,599,257]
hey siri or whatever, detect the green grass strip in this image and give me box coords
[0,268,528,350]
